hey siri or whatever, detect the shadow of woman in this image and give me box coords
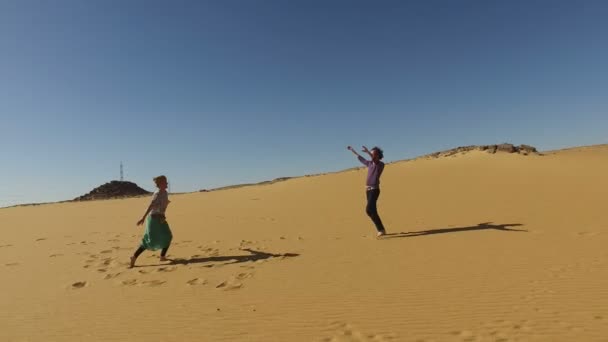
[122,248,299,268]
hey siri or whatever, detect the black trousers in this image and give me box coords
[133,246,169,258]
[366,188,385,233]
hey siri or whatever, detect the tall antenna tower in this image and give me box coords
[120,162,124,181]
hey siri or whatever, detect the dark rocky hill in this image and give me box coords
[74,181,151,201]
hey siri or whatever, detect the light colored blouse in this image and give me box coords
[149,190,170,215]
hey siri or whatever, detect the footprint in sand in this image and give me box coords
[5,262,20,267]
[577,231,600,237]
[140,280,166,287]
[100,250,113,254]
[474,319,535,340]
[449,330,476,340]
[103,272,122,280]
[99,258,115,266]
[215,281,243,291]
[120,279,138,286]
[156,266,177,273]
[186,278,208,286]
[214,273,254,289]
[0,244,13,248]
[260,217,276,222]
[35,238,47,242]
[71,281,88,289]
[234,272,254,280]
[319,322,397,342]
[49,254,64,258]
[138,269,152,274]
[83,257,100,267]
[97,268,108,273]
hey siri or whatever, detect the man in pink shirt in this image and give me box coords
[347,145,387,237]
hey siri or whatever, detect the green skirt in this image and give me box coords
[140,216,173,250]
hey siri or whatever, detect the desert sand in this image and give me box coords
[1,145,607,341]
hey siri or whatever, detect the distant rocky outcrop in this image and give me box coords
[425,143,540,158]
[74,181,151,201]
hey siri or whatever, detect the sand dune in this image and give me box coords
[1,145,607,341]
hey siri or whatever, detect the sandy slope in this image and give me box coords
[1,145,607,341]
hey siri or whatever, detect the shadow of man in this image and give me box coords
[169,248,299,266]
[383,222,526,239]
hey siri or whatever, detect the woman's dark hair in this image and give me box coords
[372,147,384,160]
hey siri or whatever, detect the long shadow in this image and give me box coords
[134,248,299,268]
[383,222,526,239]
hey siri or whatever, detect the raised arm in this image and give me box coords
[362,146,374,159]
[347,146,362,158]
[347,146,370,166]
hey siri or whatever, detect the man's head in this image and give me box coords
[371,147,384,162]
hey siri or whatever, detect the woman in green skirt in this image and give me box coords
[129,175,173,268]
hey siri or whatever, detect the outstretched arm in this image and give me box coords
[348,146,370,166]
[362,146,374,159]
[347,146,362,158]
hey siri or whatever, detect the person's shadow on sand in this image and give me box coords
[383,222,526,239]
[161,248,298,267]
[134,248,299,268]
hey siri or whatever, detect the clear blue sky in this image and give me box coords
[1,0,607,207]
